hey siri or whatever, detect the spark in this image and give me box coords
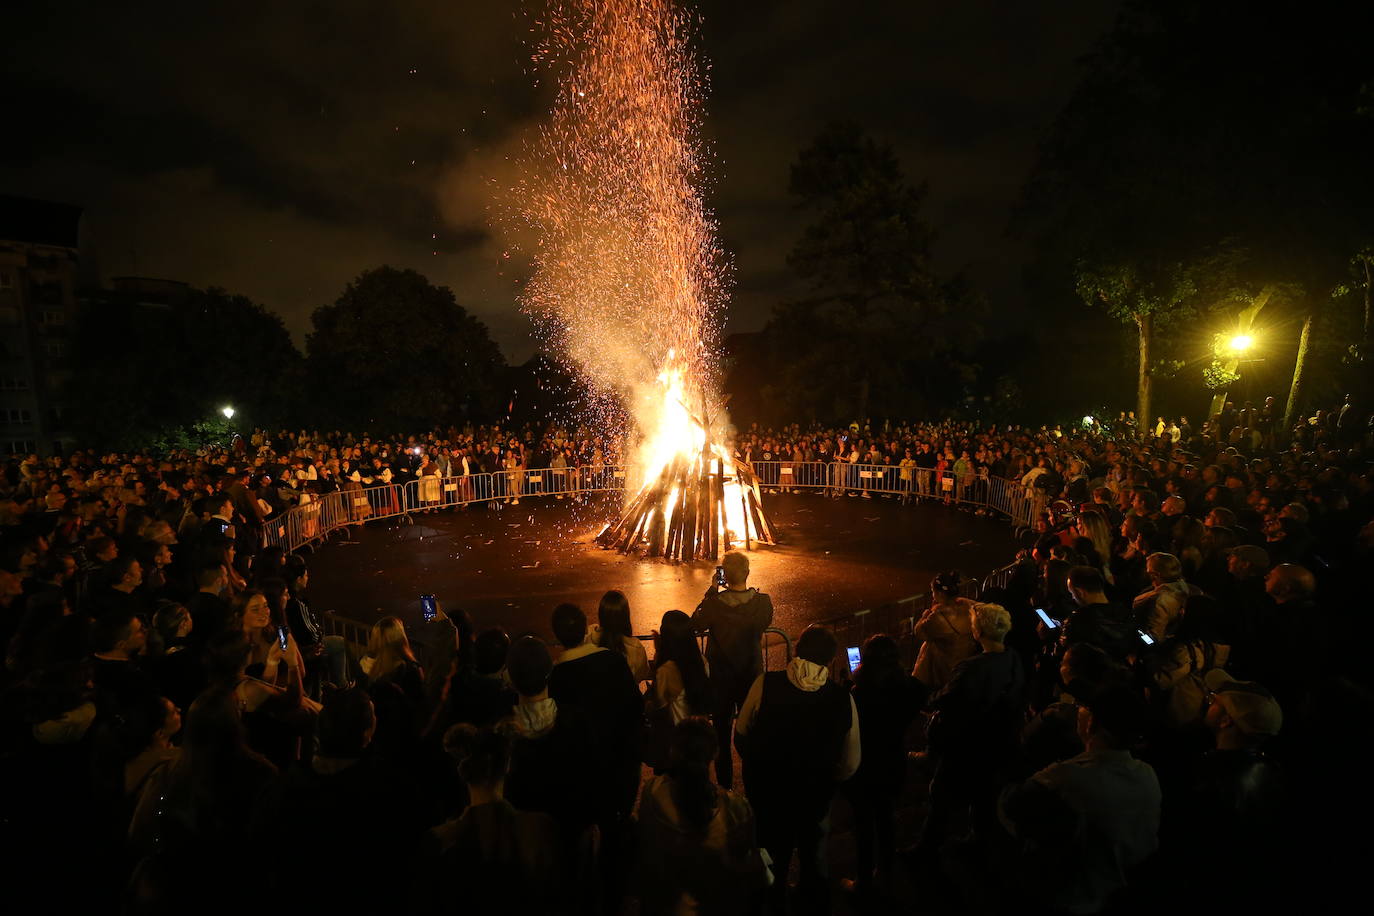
[505,0,757,555]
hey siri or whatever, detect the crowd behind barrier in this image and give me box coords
[256,461,1037,559]
[1,396,1371,913]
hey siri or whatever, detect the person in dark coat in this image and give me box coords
[547,602,643,911]
[735,625,860,915]
[692,550,774,789]
[915,603,1026,857]
[843,634,924,898]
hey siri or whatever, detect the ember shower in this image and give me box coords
[511,0,770,559]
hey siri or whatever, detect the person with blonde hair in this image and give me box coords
[360,616,428,748]
[1134,552,1197,640]
[915,602,1026,855]
[361,616,418,681]
[1075,511,1117,586]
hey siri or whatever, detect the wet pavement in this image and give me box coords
[307,490,1019,639]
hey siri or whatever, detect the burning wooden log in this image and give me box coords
[596,443,771,561]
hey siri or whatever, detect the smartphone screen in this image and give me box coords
[420,594,437,622]
[1137,629,1155,646]
[714,566,725,587]
[1034,607,1058,628]
[277,625,289,650]
[846,646,861,670]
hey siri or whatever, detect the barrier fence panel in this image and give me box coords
[262,512,291,554]
[748,460,831,491]
[981,561,1021,594]
[321,611,372,655]
[761,627,793,673]
[315,491,351,544]
[983,475,1035,529]
[793,460,831,490]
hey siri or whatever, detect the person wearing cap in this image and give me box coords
[1203,669,1282,746]
[1158,670,1288,906]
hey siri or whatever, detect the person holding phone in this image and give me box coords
[844,634,924,898]
[201,626,306,768]
[692,551,774,790]
[235,590,302,681]
[1059,566,1136,663]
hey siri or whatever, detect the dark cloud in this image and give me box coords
[2,0,1116,361]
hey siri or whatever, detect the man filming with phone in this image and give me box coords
[693,550,773,789]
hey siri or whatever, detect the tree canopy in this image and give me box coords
[305,266,505,431]
[1019,0,1374,426]
[757,122,983,423]
[68,286,302,450]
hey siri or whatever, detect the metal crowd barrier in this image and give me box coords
[745,461,1032,525]
[750,459,831,491]
[760,626,794,673]
[264,460,1042,557]
[261,465,633,555]
[272,459,1039,672]
[980,561,1023,594]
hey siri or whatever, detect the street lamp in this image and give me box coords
[1208,330,1262,417]
[221,405,235,420]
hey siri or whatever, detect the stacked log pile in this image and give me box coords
[596,444,772,561]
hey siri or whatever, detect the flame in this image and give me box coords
[506,1,760,554]
[631,351,753,545]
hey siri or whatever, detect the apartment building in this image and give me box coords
[0,195,82,455]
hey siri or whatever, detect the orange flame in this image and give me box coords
[633,351,752,545]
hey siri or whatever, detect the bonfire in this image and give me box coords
[595,356,772,559]
[510,0,771,561]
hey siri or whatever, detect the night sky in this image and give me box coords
[2,0,1117,361]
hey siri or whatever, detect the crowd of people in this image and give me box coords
[0,390,1369,913]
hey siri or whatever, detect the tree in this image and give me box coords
[1020,0,1374,432]
[68,286,302,450]
[1073,259,1196,432]
[306,267,505,431]
[763,122,983,421]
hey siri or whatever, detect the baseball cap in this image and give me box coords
[1204,670,1283,737]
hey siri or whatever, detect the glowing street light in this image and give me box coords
[221,405,235,420]
[1228,334,1255,353]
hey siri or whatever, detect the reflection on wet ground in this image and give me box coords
[307,491,1019,638]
